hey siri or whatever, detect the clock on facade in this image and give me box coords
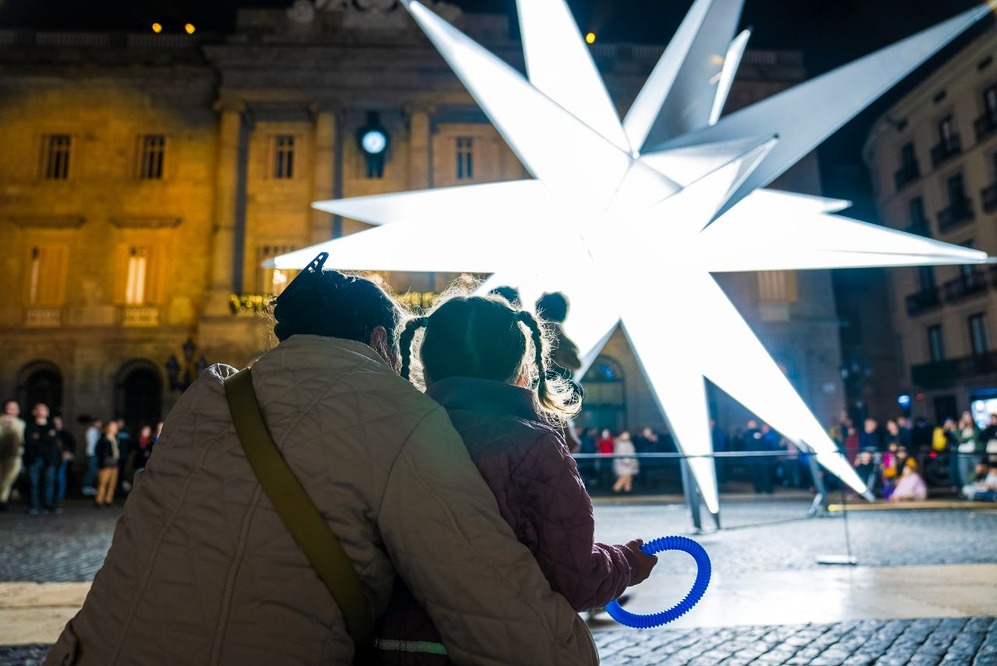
[360,128,388,155]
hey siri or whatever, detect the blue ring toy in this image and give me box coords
[605,535,711,628]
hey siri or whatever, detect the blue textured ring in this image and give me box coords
[605,535,711,629]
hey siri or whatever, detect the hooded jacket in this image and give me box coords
[45,335,597,666]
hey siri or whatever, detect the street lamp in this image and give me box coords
[165,337,208,392]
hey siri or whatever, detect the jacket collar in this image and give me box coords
[277,334,388,367]
[426,376,539,421]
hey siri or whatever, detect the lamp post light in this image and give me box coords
[165,337,208,392]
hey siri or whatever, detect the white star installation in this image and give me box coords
[272,0,996,514]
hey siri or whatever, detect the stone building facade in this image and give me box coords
[864,25,997,426]
[0,2,845,438]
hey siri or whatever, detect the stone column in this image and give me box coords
[204,100,244,317]
[406,103,434,190]
[310,105,337,244]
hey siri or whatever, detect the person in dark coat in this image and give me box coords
[23,403,59,515]
[376,294,658,663]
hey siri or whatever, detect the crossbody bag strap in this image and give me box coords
[223,368,374,661]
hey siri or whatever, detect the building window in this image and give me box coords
[900,143,917,170]
[917,266,936,291]
[947,173,966,204]
[272,135,295,179]
[939,116,956,143]
[137,134,166,180]
[927,324,945,363]
[41,134,72,180]
[757,270,798,302]
[985,84,997,119]
[124,247,148,305]
[257,245,298,295]
[909,196,927,231]
[26,245,69,305]
[456,137,473,180]
[969,313,990,356]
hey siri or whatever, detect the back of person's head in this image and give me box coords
[535,292,569,323]
[398,294,578,424]
[272,252,401,350]
[488,285,522,308]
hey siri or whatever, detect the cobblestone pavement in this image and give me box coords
[2,496,996,664]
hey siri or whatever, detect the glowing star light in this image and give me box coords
[272,0,994,514]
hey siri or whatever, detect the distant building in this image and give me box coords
[864,25,997,426]
[0,2,845,437]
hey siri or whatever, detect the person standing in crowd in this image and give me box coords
[24,403,60,515]
[132,424,155,475]
[52,415,76,507]
[46,254,599,666]
[853,449,879,497]
[859,418,882,451]
[383,293,655,660]
[612,430,639,493]
[981,413,997,459]
[956,410,981,489]
[0,399,26,512]
[93,421,120,508]
[596,428,616,491]
[81,417,101,497]
[115,418,132,493]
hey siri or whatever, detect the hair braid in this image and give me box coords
[517,311,551,408]
[399,317,428,380]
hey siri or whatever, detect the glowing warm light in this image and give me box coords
[184,23,196,35]
[151,22,163,34]
[272,0,994,514]
[585,32,596,44]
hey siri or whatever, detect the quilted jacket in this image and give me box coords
[45,335,598,666]
[428,377,637,611]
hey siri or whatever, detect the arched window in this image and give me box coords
[579,356,626,433]
[17,360,63,415]
[114,361,163,432]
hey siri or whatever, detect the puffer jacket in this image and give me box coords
[428,377,636,611]
[45,335,597,666]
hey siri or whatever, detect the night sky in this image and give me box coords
[0,0,992,209]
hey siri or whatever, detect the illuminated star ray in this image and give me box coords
[275,0,995,515]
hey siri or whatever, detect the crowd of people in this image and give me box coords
[566,409,997,503]
[0,400,161,515]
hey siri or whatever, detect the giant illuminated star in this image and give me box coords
[272,0,995,514]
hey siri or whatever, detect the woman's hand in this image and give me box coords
[626,538,658,585]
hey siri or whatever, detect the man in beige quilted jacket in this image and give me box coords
[45,253,598,666]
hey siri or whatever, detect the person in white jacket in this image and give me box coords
[45,253,597,666]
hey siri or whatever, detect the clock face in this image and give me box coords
[361,129,387,154]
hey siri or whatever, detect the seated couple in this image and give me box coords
[46,253,656,666]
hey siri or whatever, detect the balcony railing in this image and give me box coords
[912,350,997,389]
[931,135,962,167]
[936,198,974,232]
[983,183,997,213]
[943,270,989,303]
[894,162,920,192]
[120,305,159,327]
[23,308,63,327]
[905,287,942,317]
[975,111,997,142]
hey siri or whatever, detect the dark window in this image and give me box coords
[273,135,295,179]
[969,313,990,355]
[917,266,936,291]
[138,134,165,180]
[985,84,997,117]
[947,173,966,204]
[900,143,917,169]
[939,116,956,142]
[909,197,926,227]
[928,325,945,362]
[456,137,473,180]
[42,134,71,180]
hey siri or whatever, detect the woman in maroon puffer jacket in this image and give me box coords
[373,294,657,664]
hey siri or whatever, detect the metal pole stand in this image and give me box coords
[680,456,703,531]
[806,454,830,517]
